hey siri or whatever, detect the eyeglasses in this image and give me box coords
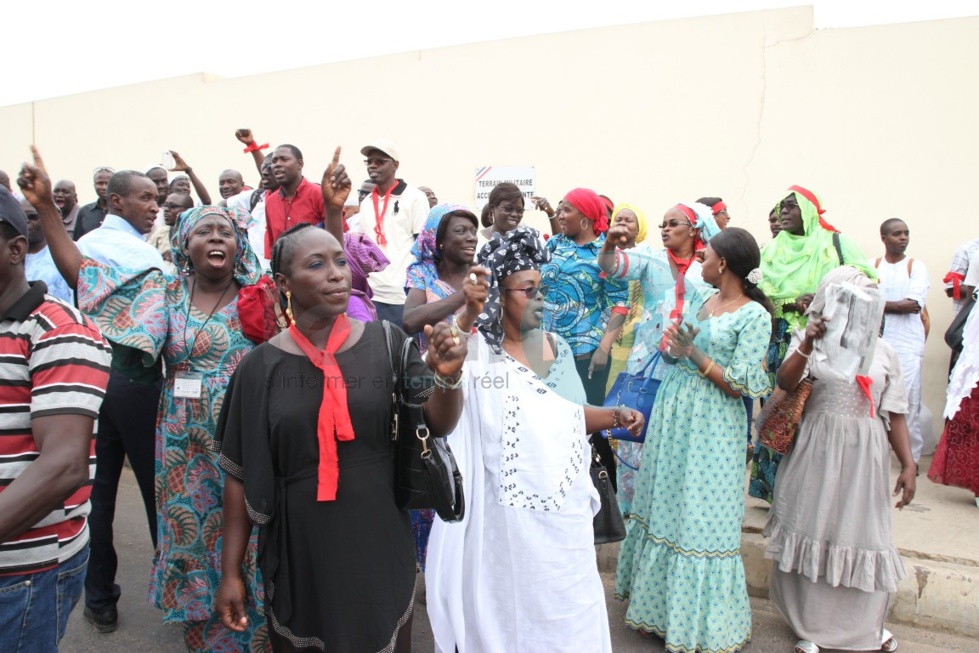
[93,166,115,175]
[498,204,524,217]
[503,285,548,298]
[363,157,391,167]
[658,219,692,229]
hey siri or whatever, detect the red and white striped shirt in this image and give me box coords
[0,283,111,574]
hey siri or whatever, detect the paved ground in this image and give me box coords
[61,467,976,652]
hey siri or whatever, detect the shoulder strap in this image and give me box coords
[381,320,400,393]
[832,232,845,266]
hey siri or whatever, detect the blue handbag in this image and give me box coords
[602,350,662,444]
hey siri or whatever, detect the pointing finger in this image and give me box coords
[30,145,48,172]
[331,146,341,168]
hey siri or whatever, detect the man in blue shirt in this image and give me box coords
[21,197,73,303]
[71,171,164,632]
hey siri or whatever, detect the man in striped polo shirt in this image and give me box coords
[0,186,112,651]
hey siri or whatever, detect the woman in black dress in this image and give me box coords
[214,218,485,652]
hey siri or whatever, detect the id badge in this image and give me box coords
[174,371,204,399]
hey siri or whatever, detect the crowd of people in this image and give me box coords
[0,132,977,653]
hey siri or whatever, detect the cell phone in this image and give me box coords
[161,151,175,170]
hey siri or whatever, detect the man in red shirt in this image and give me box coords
[264,144,325,259]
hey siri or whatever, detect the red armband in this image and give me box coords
[243,142,269,153]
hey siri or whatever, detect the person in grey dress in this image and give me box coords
[763,267,916,653]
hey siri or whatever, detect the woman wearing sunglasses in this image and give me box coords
[426,226,644,653]
[598,202,719,504]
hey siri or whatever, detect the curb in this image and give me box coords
[597,529,979,638]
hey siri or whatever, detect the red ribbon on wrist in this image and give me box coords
[243,142,269,153]
[943,271,965,300]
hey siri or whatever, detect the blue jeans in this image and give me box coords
[0,546,89,653]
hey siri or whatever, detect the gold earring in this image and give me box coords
[285,291,294,323]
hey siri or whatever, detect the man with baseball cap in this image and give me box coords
[0,185,112,651]
[353,139,430,324]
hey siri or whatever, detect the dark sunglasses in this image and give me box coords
[658,219,692,229]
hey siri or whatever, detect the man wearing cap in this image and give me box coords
[73,167,113,240]
[264,144,326,259]
[353,139,430,324]
[0,185,112,652]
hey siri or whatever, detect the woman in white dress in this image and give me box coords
[425,227,644,653]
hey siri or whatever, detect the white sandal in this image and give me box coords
[881,628,899,652]
[794,641,819,653]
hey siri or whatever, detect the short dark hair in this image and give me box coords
[435,211,478,253]
[276,144,303,160]
[697,197,724,208]
[107,170,150,199]
[880,218,906,236]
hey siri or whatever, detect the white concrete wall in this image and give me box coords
[2,6,976,430]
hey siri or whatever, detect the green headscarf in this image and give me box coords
[759,185,875,331]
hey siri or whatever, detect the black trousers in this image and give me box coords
[84,370,162,612]
[574,355,615,492]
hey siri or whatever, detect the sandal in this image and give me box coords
[880,629,898,652]
[794,641,819,653]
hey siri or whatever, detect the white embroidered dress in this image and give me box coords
[426,331,611,653]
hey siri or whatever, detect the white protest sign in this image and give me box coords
[474,166,535,211]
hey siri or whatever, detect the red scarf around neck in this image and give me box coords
[289,315,355,501]
[371,183,397,246]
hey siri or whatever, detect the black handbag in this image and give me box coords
[591,449,626,544]
[945,291,976,353]
[382,321,465,523]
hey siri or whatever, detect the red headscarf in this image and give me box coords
[564,187,609,234]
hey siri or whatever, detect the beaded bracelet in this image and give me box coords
[611,405,622,429]
[434,371,464,390]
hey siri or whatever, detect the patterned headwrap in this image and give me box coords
[170,205,262,286]
[564,188,609,234]
[409,203,477,268]
[475,226,550,353]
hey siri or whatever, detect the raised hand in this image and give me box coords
[168,150,190,172]
[425,320,468,380]
[605,223,632,249]
[235,129,255,146]
[17,145,55,208]
[532,196,554,217]
[457,266,489,331]
[321,147,352,210]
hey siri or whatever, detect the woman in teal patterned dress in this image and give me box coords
[76,206,270,652]
[615,228,773,653]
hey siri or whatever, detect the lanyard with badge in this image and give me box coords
[174,277,235,400]
[371,184,398,246]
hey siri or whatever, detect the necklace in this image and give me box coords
[181,276,236,357]
[709,292,744,317]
